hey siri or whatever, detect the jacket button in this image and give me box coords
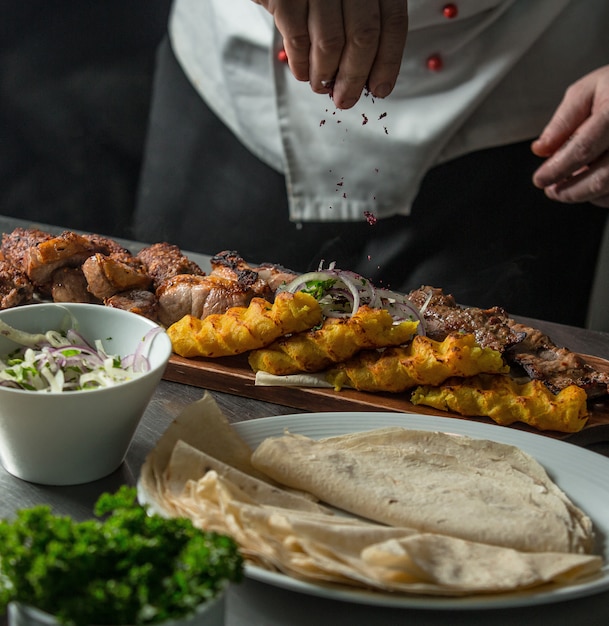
[442,3,459,18]
[426,53,443,71]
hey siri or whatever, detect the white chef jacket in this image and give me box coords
[169,0,609,222]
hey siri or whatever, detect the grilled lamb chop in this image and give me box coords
[407,286,524,353]
[156,273,260,327]
[137,242,204,291]
[506,323,609,398]
[105,289,159,322]
[0,259,35,308]
[82,253,152,300]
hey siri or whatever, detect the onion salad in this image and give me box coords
[0,318,162,392]
[278,261,429,333]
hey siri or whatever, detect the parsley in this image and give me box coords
[301,278,336,300]
[0,486,243,625]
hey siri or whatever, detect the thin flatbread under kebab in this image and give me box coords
[250,427,595,555]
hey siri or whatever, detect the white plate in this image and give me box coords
[231,412,609,610]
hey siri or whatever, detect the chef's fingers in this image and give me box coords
[260,0,312,81]
[307,0,346,94]
[532,67,609,187]
[367,0,409,100]
[331,0,382,109]
[533,114,609,189]
[542,151,609,208]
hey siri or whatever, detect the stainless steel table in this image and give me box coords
[2,216,609,625]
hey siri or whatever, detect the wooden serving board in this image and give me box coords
[163,353,609,444]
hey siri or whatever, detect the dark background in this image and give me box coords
[0,0,172,239]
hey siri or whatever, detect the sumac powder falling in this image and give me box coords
[364,211,377,225]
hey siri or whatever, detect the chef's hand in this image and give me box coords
[252,0,409,109]
[532,65,609,208]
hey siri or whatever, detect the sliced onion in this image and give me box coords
[279,265,426,334]
[0,322,163,392]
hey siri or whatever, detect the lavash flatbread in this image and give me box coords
[139,392,602,596]
[250,427,594,554]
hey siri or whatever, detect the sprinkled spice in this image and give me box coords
[364,211,378,225]
[362,113,369,125]
[378,112,388,120]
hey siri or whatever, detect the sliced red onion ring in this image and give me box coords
[279,265,426,333]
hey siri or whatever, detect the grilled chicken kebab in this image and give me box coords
[1,226,607,398]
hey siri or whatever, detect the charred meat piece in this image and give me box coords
[506,323,609,398]
[0,259,35,309]
[51,267,100,303]
[251,262,298,292]
[209,250,273,299]
[81,233,133,261]
[1,227,54,269]
[137,242,204,291]
[156,273,260,327]
[105,289,159,322]
[24,231,112,289]
[407,286,524,353]
[82,253,152,300]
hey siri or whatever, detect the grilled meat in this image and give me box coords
[209,250,273,299]
[82,253,152,300]
[1,227,54,269]
[51,267,99,303]
[326,333,508,393]
[407,286,524,353]
[81,233,133,260]
[248,307,419,376]
[24,231,109,289]
[167,291,323,358]
[209,250,297,294]
[104,289,159,322]
[407,286,609,398]
[506,322,609,398]
[0,259,35,309]
[253,262,299,292]
[156,273,262,327]
[137,242,205,291]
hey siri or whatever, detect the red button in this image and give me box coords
[277,48,288,63]
[442,3,458,18]
[426,54,443,71]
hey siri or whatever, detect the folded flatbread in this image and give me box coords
[139,392,602,596]
[250,427,594,554]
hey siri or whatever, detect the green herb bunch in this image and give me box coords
[0,486,243,625]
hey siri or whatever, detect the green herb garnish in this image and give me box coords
[301,278,337,300]
[0,486,243,625]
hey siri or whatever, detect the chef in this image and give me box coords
[134,0,609,327]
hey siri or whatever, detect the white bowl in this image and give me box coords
[8,593,226,626]
[0,303,172,485]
